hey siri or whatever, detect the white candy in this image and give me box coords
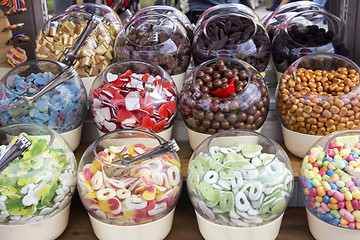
[124,196,147,210]
[116,189,131,199]
[103,121,117,132]
[251,157,262,167]
[198,200,215,220]
[148,159,163,171]
[125,91,141,110]
[148,202,167,216]
[204,170,219,184]
[167,166,181,186]
[235,191,250,212]
[231,217,250,227]
[249,182,263,201]
[217,178,231,190]
[230,171,243,189]
[151,171,164,185]
[91,171,104,190]
[107,72,118,82]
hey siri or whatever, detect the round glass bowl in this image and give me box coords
[35,11,113,78]
[276,53,360,158]
[65,3,123,41]
[300,130,360,239]
[130,5,193,42]
[271,10,350,76]
[194,3,260,34]
[261,1,326,41]
[89,60,178,141]
[192,13,271,72]
[0,123,77,240]
[187,129,294,240]
[179,58,269,150]
[77,129,182,239]
[114,14,191,92]
[0,59,87,151]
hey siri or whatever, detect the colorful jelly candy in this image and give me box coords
[90,70,177,133]
[0,134,77,224]
[300,135,360,229]
[187,142,293,226]
[77,143,182,225]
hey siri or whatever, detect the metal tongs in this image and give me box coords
[0,134,31,172]
[103,139,180,178]
[59,14,100,66]
[7,66,77,119]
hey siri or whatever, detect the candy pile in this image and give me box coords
[0,134,77,224]
[187,142,293,226]
[36,18,113,77]
[90,70,177,133]
[300,135,360,228]
[78,143,182,225]
[0,72,86,133]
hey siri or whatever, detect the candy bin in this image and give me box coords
[271,10,350,80]
[35,11,113,95]
[276,53,360,158]
[192,13,271,73]
[0,59,87,151]
[261,1,326,41]
[0,123,77,240]
[179,58,269,150]
[77,129,182,240]
[114,14,191,92]
[194,3,260,34]
[89,60,178,141]
[300,130,360,239]
[187,129,294,240]
[130,5,193,43]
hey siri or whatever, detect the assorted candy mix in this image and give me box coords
[300,134,360,228]
[0,70,86,133]
[0,133,77,224]
[187,142,293,226]
[90,70,177,133]
[77,143,182,225]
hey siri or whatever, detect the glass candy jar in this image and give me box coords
[65,3,123,41]
[114,14,191,92]
[261,1,326,41]
[77,129,182,239]
[35,11,113,78]
[179,58,269,150]
[89,60,177,141]
[192,13,271,72]
[276,53,360,158]
[0,123,77,240]
[0,59,87,151]
[187,129,294,240]
[271,10,350,75]
[300,130,360,239]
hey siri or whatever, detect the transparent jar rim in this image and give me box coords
[201,129,280,169]
[66,3,115,16]
[192,57,260,100]
[3,59,66,96]
[199,12,258,45]
[289,52,360,98]
[0,123,54,159]
[123,14,178,48]
[133,5,192,27]
[92,128,166,169]
[283,10,344,48]
[196,3,260,30]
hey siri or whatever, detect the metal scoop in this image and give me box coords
[0,134,31,172]
[7,66,77,119]
[103,139,180,178]
[59,14,100,66]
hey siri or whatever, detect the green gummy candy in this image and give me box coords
[271,198,286,215]
[29,139,47,157]
[206,188,221,207]
[187,171,200,190]
[5,198,23,211]
[41,178,58,206]
[199,181,216,201]
[219,192,234,212]
[219,168,235,179]
[189,160,205,173]
[241,144,263,158]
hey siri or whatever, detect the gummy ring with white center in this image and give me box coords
[248,182,263,201]
[235,191,250,212]
[96,188,116,201]
[116,188,131,199]
[91,171,103,190]
[167,166,180,186]
[124,196,147,210]
[203,170,218,184]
